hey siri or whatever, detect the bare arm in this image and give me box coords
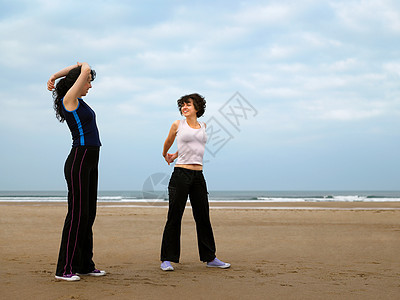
[163,120,179,165]
[47,62,92,111]
[47,62,82,91]
[62,63,91,111]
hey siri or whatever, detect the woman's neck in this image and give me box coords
[186,116,199,128]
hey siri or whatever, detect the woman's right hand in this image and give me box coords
[165,152,178,165]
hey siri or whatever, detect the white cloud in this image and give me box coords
[383,62,400,76]
[320,108,382,121]
[266,44,296,59]
[301,98,389,121]
[299,32,342,48]
[330,0,400,33]
[324,58,360,72]
[230,3,295,26]
[1,0,400,190]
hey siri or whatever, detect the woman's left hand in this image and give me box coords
[47,76,56,91]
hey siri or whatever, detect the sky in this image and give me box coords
[1,0,400,191]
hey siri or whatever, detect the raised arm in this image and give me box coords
[47,62,82,91]
[62,63,91,110]
[47,62,92,111]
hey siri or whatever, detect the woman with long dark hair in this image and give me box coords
[47,62,105,281]
[160,93,230,271]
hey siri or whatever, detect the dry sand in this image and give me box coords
[1,201,399,299]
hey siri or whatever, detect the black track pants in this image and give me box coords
[161,167,216,263]
[56,146,99,276]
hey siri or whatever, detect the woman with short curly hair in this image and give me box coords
[160,93,230,271]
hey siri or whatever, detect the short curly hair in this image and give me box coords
[177,93,206,118]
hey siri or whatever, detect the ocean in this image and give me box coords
[1,190,400,203]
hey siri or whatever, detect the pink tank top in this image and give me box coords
[176,119,207,165]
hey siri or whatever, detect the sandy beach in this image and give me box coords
[1,201,399,299]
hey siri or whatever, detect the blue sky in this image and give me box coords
[1,0,400,191]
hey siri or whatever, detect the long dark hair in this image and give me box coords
[52,66,96,122]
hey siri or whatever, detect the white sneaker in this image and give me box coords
[78,269,106,276]
[55,274,81,281]
[206,258,231,269]
[160,261,174,271]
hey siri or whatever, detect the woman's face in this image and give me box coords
[181,98,198,117]
[80,74,93,97]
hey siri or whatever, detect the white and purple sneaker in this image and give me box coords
[206,258,231,269]
[55,274,81,281]
[78,269,106,276]
[160,261,174,271]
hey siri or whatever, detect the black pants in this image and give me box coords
[56,146,100,276]
[161,167,216,263]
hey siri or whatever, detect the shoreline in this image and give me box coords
[1,201,400,209]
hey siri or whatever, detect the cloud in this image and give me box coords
[320,108,382,121]
[230,3,296,26]
[331,0,400,33]
[303,99,386,121]
[1,0,400,190]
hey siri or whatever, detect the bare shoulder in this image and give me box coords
[170,120,180,132]
[172,120,180,128]
[62,97,79,112]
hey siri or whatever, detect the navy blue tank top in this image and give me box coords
[62,98,101,147]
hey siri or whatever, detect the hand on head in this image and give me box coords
[47,77,55,91]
